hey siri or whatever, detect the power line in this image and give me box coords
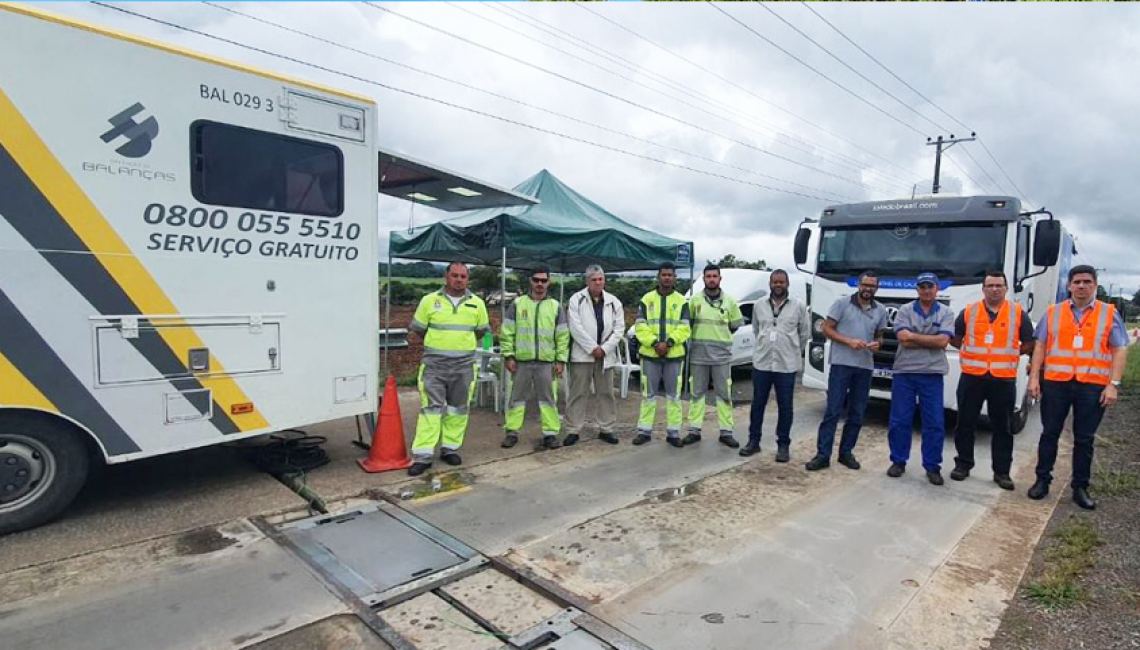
[444,2,901,196]
[941,151,991,194]
[90,2,844,203]
[574,3,921,181]
[488,2,916,191]
[754,3,950,135]
[799,2,973,134]
[365,3,881,193]
[978,137,1037,209]
[709,3,927,139]
[206,0,853,200]
[959,146,1007,195]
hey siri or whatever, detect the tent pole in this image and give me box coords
[500,246,507,425]
[383,249,392,377]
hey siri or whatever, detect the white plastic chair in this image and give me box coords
[475,349,501,412]
[613,337,641,399]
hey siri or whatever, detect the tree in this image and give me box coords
[709,254,767,270]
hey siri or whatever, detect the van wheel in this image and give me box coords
[0,415,89,535]
[1011,393,1031,435]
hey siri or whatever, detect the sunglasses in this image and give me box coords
[531,277,550,284]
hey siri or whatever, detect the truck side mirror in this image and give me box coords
[1033,220,1061,267]
[793,228,811,266]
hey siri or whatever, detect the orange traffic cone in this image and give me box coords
[358,375,413,473]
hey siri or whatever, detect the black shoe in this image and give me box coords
[887,462,905,478]
[739,444,761,457]
[598,432,619,445]
[501,434,519,449]
[543,436,561,450]
[632,433,652,446]
[805,455,830,471]
[440,451,462,466]
[667,437,684,448]
[408,461,432,477]
[993,474,1015,491]
[838,453,861,470]
[775,445,790,463]
[1027,480,1050,500]
[926,470,944,486]
[681,433,702,446]
[562,433,580,447]
[718,435,741,449]
[1072,487,1097,510]
[949,463,970,481]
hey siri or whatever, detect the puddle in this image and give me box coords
[400,471,475,500]
[174,528,236,556]
[641,479,705,504]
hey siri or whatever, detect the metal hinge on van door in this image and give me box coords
[120,316,139,339]
[249,315,263,334]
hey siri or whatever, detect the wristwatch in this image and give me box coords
[1111,380,1122,387]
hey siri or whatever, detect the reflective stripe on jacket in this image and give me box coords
[689,291,744,348]
[959,300,1022,379]
[634,289,691,360]
[1043,300,1115,385]
[500,294,570,363]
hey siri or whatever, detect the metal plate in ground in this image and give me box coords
[536,629,614,650]
[441,568,567,637]
[279,502,479,605]
[380,592,505,650]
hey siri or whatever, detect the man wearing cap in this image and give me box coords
[886,273,956,485]
[1027,265,1129,510]
[950,270,1035,491]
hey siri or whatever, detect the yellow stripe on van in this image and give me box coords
[0,351,55,411]
[0,88,269,432]
[0,2,374,105]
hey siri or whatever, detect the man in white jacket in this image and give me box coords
[565,265,626,445]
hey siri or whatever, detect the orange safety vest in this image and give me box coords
[1043,300,1115,385]
[960,300,1023,378]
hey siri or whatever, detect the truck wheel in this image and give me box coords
[0,415,89,535]
[1011,393,1031,435]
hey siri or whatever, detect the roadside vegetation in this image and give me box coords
[1023,516,1102,609]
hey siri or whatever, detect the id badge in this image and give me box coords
[984,332,994,345]
[769,330,778,343]
[1072,335,1084,348]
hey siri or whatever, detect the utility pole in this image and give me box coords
[926,133,976,194]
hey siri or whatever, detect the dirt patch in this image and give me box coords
[987,392,1140,650]
[174,527,238,556]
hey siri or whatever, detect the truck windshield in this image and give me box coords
[816,222,1006,281]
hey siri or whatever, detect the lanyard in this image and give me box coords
[769,298,786,327]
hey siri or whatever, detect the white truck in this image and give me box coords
[0,3,530,534]
[793,195,1073,433]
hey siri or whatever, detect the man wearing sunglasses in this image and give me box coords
[501,266,571,450]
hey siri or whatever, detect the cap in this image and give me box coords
[916,272,939,286]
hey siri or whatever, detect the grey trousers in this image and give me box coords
[688,363,733,435]
[505,361,559,436]
[566,359,617,436]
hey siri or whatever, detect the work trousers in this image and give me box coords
[412,361,477,461]
[887,373,945,472]
[565,359,617,436]
[1036,379,1105,489]
[505,361,560,438]
[687,363,733,436]
[954,373,1016,475]
[816,364,872,459]
[748,369,797,448]
[639,358,684,438]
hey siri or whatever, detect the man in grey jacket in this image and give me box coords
[741,270,811,461]
[565,265,626,445]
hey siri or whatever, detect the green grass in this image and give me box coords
[1092,463,1140,497]
[1123,341,1140,387]
[385,276,442,285]
[1024,515,1102,609]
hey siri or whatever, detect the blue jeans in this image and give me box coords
[887,373,945,472]
[748,369,797,447]
[816,364,872,459]
[1036,380,1105,489]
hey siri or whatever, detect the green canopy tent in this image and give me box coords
[389,169,694,274]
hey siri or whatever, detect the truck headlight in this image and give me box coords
[812,314,825,337]
[810,345,825,363]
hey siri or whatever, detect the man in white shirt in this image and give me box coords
[565,265,626,445]
[741,270,810,462]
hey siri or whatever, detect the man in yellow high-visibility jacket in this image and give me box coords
[407,262,490,476]
[501,266,570,450]
[685,264,744,449]
[633,262,691,447]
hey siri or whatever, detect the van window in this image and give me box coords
[191,121,343,217]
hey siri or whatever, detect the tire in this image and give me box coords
[1011,392,1031,435]
[0,414,90,536]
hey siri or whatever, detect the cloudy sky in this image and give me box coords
[34,2,1140,295]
